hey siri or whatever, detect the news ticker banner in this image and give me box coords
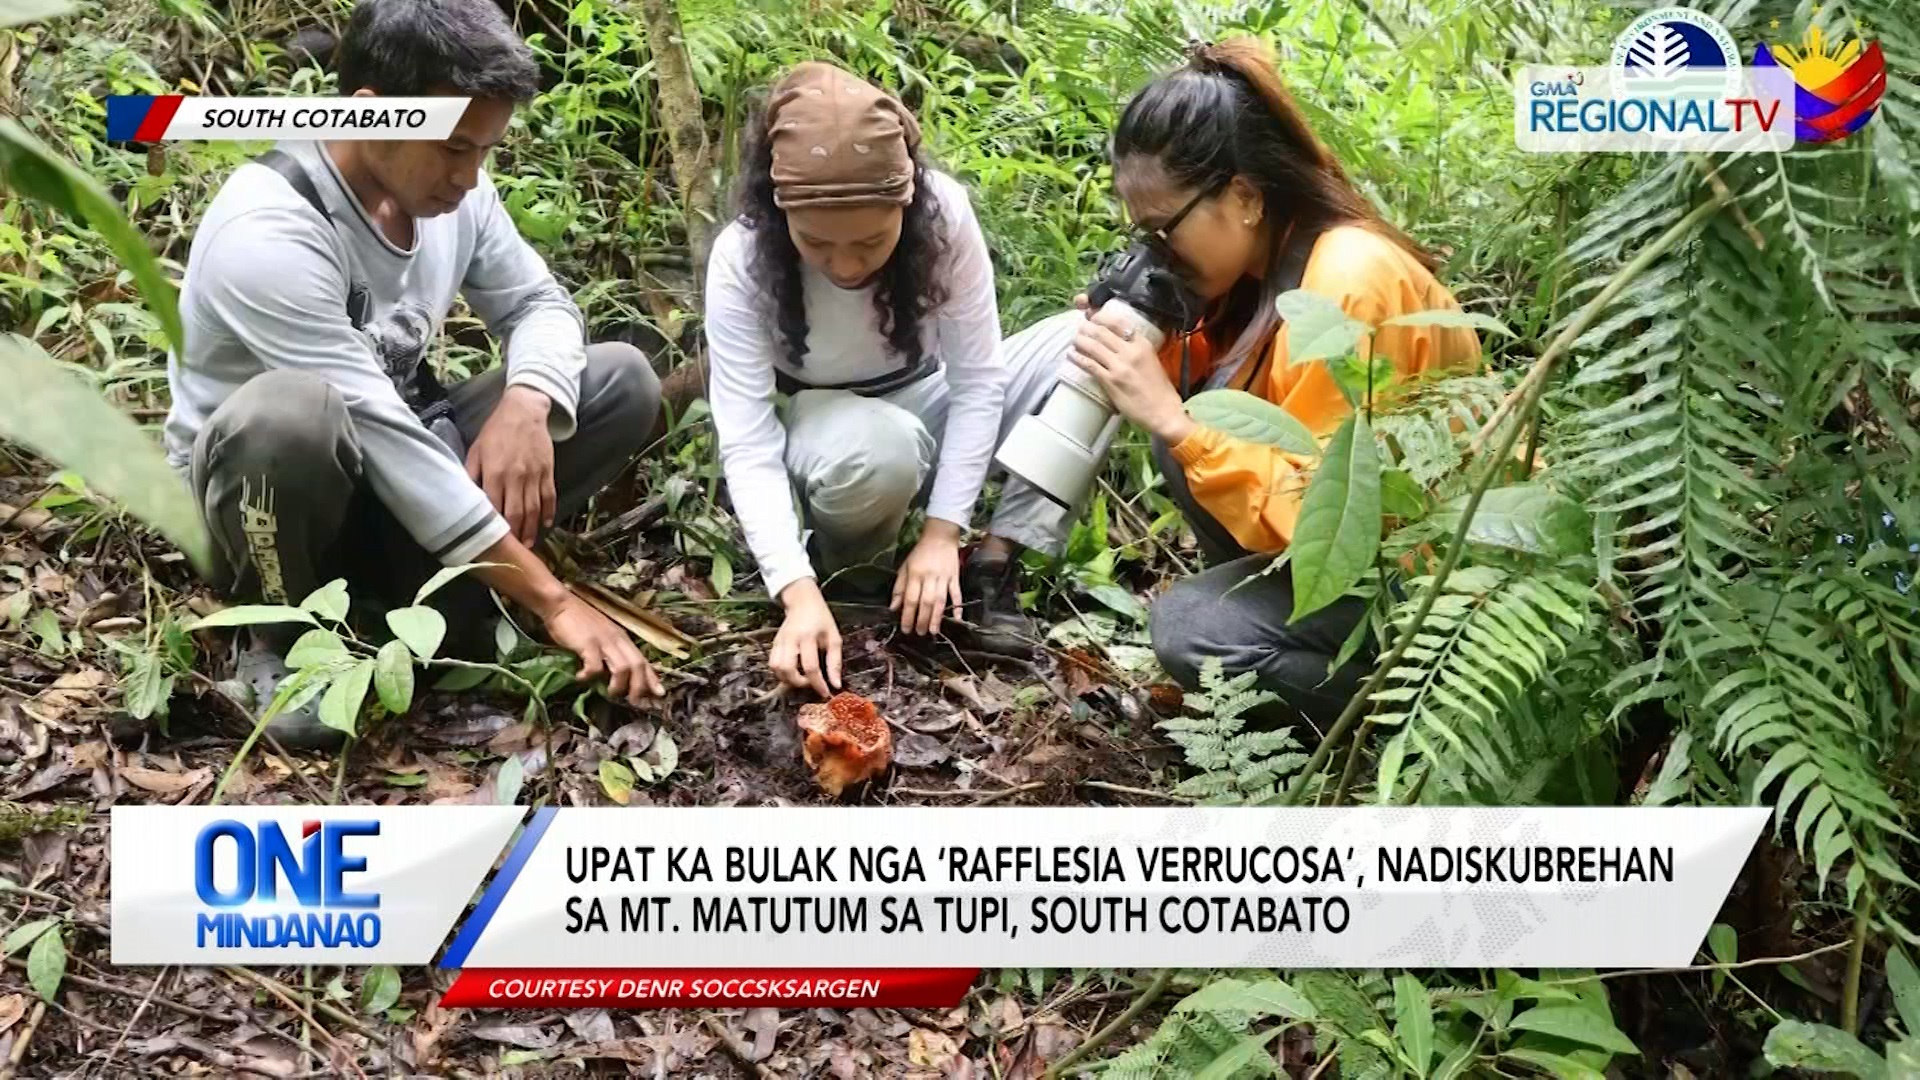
[111,806,1768,1007]
[105,96,469,141]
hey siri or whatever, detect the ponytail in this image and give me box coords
[1114,35,1437,372]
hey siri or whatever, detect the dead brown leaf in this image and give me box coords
[743,1007,781,1061]
[0,994,25,1036]
[909,1027,961,1068]
[988,996,1025,1036]
[69,740,110,771]
[51,670,107,691]
[121,764,210,795]
[410,1001,461,1067]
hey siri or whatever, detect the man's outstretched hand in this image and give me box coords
[543,592,665,703]
[467,385,557,545]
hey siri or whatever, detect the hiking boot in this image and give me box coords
[231,636,345,752]
[959,551,1034,657]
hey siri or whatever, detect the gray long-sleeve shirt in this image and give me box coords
[164,140,587,565]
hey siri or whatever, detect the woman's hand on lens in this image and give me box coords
[771,579,842,699]
[1071,308,1195,444]
[892,519,963,635]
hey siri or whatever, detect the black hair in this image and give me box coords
[336,0,540,101]
[733,97,949,369]
[1113,38,1435,374]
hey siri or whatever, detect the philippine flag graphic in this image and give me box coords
[1753,26,1888,144]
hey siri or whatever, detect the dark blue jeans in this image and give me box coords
[1146,438,1374,734]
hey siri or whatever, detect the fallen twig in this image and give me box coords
[220,967,368,1079]
[888,782,1045,805]
[1078,780,1191,804]
[1044,968,1175,1080]
[3,958,237,1025]
[581,496,668,546]
[699,1014,777,1079]
[0,1001,46,1078]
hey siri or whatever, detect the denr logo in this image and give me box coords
[193,820,383,948]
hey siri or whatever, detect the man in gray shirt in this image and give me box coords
[167,0,665,748]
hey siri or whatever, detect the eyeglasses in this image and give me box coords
[1140,179,1227,250]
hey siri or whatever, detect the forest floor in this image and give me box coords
[0,455,1205,1077]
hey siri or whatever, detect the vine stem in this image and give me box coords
[1043,968,1175,1080]
[1842,891,1873,1036]
[1280,190,1731,806]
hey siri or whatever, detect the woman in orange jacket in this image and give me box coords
[1066,38,1482,732]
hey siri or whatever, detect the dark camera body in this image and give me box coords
[1086,241,1204,338]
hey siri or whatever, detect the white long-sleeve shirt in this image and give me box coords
[705,169,1006,599]
[165,140,588,565]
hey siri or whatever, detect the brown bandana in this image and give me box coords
[766,61,921,210]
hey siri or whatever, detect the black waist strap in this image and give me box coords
[774,353,941,399]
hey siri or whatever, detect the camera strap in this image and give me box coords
[252,150,463,454]
[1198,222,1327,396]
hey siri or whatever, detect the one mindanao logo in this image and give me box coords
[1753,25,1887,143]
[193,819,382,949]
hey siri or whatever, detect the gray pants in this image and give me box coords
[785,310,1087,586]
[190,342,661,655]
[1146,437,1374,733]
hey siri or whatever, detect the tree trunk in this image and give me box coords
[634,0,718,283]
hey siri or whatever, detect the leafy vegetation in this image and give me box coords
[1,0,1916,1074]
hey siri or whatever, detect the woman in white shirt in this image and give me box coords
[705,62,1082,697]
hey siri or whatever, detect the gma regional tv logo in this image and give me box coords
[1517,7,1797,153]
[194,819,382,949]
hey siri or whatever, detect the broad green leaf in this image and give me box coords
[1432,1040,1477,1080]
[0,590,29,627]
[384,771,427,787]
[387,606,447,661]
[436,665,493,691]
[1174,977,1314,1020]
[1762,1020,1886,1079]
[300,579,351,622]
[360,965,401,1015]
[185,605,318,631]
[652,729,679,779]
[1275,288,1368,361]
[413,562,499,605]
[3,918,58,957]
[1888,947,1920,1038]
[1436,485,1591,558]
[1195,1029,1280,1080]
[1080,581,1146,622]
[1380,309,1516,337]
[286,628,351,670]
[1394,974,1434,1077]
[1890,1043,1918,1075]
[319,660,375,736]
[1185,389,1320,454]
[711,551,734,597]
[122,651,171,721]
[494,618,519,660]
[1381,469,1426,520]
[27,922,65,1002]
[1,0,75,28]
[500,1049,550,1067]
[1707,923,1736,996]
[600,759,636,804]
[495,753,526,805]
[1508,1005,1638,1056]
[0,120,181,348]
[1289,415,1382,622]
[0,336,208,569]
[374,640,414,714]
[30,608,63,657]
[1500,1048,1607,1080]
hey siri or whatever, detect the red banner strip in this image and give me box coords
[441,968,981,1010]
[133,95,184,142]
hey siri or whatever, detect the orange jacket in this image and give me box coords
[1162,225,1483,554]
